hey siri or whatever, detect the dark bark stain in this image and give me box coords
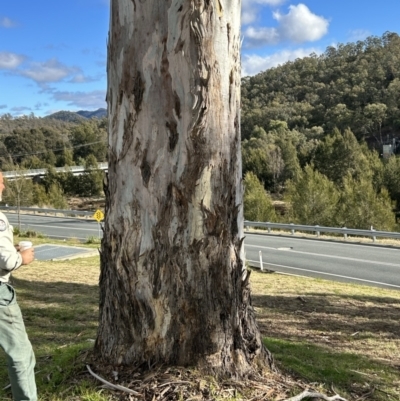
[174,38,185,54]
[133,72,145,114]
[141,151,151,186]
[229,69,234,109]
[174,91,181,118]
[119,112,135,161]
[160,38,170,76]
[160,37,180,153]
[135,138,140,154]
[108,0,122,70]
[147,249,162,299]
[166,121,178,151]
[106,89,112,118]
[201,201,226,237]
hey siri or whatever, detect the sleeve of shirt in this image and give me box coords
[0,234,22,272]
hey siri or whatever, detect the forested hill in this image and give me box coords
[240,32,400,232]
[44,108,107,122]
[0,108,107,136]
[241,31,400,146]
[1,33,400,231]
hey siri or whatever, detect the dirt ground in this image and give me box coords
[67,196,105,211]
[252,270,400,365]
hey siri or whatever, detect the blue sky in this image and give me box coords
[0,0,399,117]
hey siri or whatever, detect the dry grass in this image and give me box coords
[0,240,399,400]
[252,270,400,400]
[252,270,400,364]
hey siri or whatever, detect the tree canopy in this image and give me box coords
[240,32,400,228]
[241,32,400,146]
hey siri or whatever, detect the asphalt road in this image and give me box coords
[245,233,400,290]
[6,213,101,241]
[6,213,400,290]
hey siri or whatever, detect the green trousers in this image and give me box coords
[0,283,37,401]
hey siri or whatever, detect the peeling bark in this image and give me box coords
[96,0,270,376]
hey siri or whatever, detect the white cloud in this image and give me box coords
[19,59,80,83]
[242,0,286,25]
[242,47,321,76]
[0,105,7,109]
[4,56,101,86]
[244,3,329,48]
[244,26,279,46]
[242,9,258,26]
[0,17,16,28]
[51,89,106,108]
[69,73,99,83]
[274,4,329,43]
[11,106,31,113]
[0,52,25,69]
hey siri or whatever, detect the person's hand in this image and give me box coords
[20,247,35,265]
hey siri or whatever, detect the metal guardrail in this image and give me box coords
[0,206,93,218]
[0,208,399,242]
[244,221,400,242]
[2,162,108,179]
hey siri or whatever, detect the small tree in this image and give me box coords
[2,166,34,230]
[244,172,277,222]
[337,174,395,231]
[285,165,339,226]
[313,128,368,186]
[70,121,107,163]
[47,183,68,210]
[364,103,387,145]
[56,148,74,167]
[383,155,400,209]
[32,183,49,207]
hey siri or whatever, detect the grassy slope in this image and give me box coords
[252,270,400,400]
[0,238,398,400]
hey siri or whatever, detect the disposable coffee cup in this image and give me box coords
[19,241,32,251]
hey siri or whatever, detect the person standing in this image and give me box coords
[0,172,37,401]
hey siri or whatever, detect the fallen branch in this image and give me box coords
[86,365,143,397]
[159,380,192,387]
[283,390,348,401]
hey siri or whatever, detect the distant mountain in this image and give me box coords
[76,108,107,119]
[45,108,107,122]
[44,110,86,123]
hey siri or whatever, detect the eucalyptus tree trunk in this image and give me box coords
[96,0,269,376]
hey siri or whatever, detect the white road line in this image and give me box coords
[245,233,400,252]
[12,223,97,232]
[245,244,400,268]
[247,260,400,289]
[42,235,87,240]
